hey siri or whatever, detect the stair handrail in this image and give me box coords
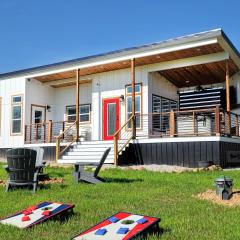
[113,114,135,165]
[56,120,78,161]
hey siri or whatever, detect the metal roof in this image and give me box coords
[0,28,238,80]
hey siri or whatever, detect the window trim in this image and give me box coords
[66,104,91,124]
[10,94,23,136]
[125,83,143,130]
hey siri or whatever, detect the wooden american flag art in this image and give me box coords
[0,201,74,228]
[72,212,160,240]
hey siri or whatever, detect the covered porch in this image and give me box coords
[23,32,240,164]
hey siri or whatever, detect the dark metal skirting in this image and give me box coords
[0,147,57,162]
[118,141,240,168]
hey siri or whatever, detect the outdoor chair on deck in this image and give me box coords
[5,148,41,193]
[73,147,111,184]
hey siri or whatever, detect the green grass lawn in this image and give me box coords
[0,166,240,240]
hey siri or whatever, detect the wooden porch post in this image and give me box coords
[236,114,239,136]
[226,60,232,135]
[48,120,53,143]
[169,110,175,137]
[226,60,230,112]
[131,58,136,139]
[76,69,80,142]
[215,106,220,136]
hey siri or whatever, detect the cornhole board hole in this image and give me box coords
[72,212,160,240]
[0,201,74,229]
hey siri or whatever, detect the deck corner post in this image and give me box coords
[215,106,220,136]
[24,125,27,143]
[56,138,60,161]
[48,120,53,143]
[131,58,136,139]
[76,69,80,142]
[114,133,118,166]
[236,114,239,136]
[169,110,175,137]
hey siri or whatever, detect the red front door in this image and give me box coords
[103,98,120,140]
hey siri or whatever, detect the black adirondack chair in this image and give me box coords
[5,148,40,193]
[73,147,111,184]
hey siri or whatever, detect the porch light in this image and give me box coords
[47,105,51,112]
[120,95,125,103]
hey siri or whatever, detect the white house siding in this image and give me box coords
[53,83,92,122]
[0,77,26,147]
[25,78,54,124]
[53,83,92,139]
[91,66,149,140]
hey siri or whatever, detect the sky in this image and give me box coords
[0,0,239,74]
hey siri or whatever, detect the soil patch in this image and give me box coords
[196,189,240,207]
[0,178,64,187]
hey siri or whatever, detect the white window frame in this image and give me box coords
[125,83,142,129]
[66,104,91,123]
[11,95,23,135]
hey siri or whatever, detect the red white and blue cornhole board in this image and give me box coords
[73,212,160,240]
[0,201,74,229]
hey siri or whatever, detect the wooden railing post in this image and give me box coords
[114,133,118,166]
[236,114,239,136]
[62,121,65,140]
[169,110,175,137]
[215,106,220,136]
[56,137,60,161]
[36,124,39,142]
[48,120,53,143]
[228,111,231,135]
[193,110,196,135]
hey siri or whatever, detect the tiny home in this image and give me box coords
[0,29,240,168]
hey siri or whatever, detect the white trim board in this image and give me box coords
[133,136,240,144]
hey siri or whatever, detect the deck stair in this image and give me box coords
[57,140,130,164]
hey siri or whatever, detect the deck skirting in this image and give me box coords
[118,137,240,168]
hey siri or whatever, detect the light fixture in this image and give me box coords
[120,95,125,103]
[47,105,52,112]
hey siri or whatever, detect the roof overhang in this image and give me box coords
[0,29,239,87]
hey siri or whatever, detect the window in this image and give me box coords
[66,104,91,123]
[125,83,142,129]
[152,95,178,132]
[11,95,23,135]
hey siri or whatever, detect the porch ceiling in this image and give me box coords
[33,42,237,87]
[159,59,238,88]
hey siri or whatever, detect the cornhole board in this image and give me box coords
[72,212,160,240]
[0,201,74,229]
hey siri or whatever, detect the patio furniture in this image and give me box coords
[5,148,40,193]
[73,147,111,184]
[29,147,48,181]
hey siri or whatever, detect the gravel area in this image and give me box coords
[101,164,193,173]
